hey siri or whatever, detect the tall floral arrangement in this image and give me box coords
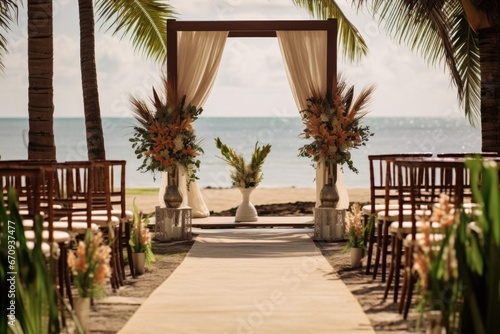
[299,75,374,173]
[129,199,155,268]
[343,203,366,252]
[67,230,112,298]
[215,137,272,188]
[130,79,203,184]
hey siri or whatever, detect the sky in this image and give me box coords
[0,0,464,119]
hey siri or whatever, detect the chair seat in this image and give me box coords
[59,215,120,227]
[389,220,441,235]
[378,208,432,222]
[403,232,444,248]
[23,219,99,234]
[24,230,71,243]
[362,204,412,216]
[26,240,54,255]
[71,209,133,221]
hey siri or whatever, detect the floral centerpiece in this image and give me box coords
[298,75,374,173]
[343,203,366,252]
[67,230,112,299]
[214,137,272,188]
[130,80,203,185]
[129,199,155,269]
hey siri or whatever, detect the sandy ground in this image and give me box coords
[127,187,371,214]
[64,188,422,333]
[78,236,420,334]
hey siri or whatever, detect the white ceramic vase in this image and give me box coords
[350,248,363,267]
[132,252,146,275]
[235,187,258,222]
[74,297,90,333]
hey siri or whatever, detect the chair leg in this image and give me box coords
[372,221,383,280]
[60,243,73,308]
[399,246,410,314]
[393,236,403,303]
[403,272,416,319]
[383,235,396,300]
[381,221,390,282]
[365,216,376,275]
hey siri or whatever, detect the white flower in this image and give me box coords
[174,135,184,151]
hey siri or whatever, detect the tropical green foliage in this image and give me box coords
[457,158,500,334]
[0,0,17,74]
[353,1,481,124]
[291,0,368,62]
[0,189,59,334]
[215,137,272,188]
[129,199,155,268]
[95,0,176,62]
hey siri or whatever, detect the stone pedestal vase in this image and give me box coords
[320,162,339,208]
[164,166,182,208]
[350,247,363,267]
[132,252,145,275]
[235,187,258,222]
[74,297,90,333]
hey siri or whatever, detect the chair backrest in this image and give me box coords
[368,153,433,215]
[395,158,465,237]
[0,166,49,239]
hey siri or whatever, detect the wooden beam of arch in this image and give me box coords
[166,19,337,102]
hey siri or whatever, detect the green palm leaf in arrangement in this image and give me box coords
[215,138,272,188]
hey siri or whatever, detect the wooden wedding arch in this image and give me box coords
[166,19,338,97]
[164,19,344,217]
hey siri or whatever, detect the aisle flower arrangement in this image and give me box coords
[130,80,203,184]
[67,230,112,298]
[299,75,374,173]
[129,200,155,268]
[343,203,366,252]
[214,137,272,188]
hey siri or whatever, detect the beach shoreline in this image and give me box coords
[126,187,370,214]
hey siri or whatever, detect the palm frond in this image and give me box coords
[450,9,481,125]
[95,0,176,62]
[292,0,368,62]
[0,0,18,75]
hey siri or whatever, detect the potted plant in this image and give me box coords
[67,230,112,332]
[214,137,271,222]
[128,199,155,275]
[343,203,366,267]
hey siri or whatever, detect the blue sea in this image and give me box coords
[0,117,481,189]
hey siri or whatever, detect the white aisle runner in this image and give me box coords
[120,230,375,334]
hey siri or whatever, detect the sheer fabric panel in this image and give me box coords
[277,30,348,208]
[163,31,228,217]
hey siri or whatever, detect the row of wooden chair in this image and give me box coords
[362,152,497,319]
[0,160,133,306]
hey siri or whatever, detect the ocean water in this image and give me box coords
[0,117,481,189]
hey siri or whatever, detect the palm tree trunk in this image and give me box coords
[78,0,106,160]
[479,27,500,153]
[27,0,56,160]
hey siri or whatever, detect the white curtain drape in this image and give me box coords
[159,31,228,217]
[277,31,349,209]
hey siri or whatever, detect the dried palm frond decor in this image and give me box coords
[214,137,272,222]
[130,79,203,207]
[299,74,374,207]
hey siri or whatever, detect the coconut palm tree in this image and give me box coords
[79,0,174,160]
[27,0,56,160]
[349,1,499,152]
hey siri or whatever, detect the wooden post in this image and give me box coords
[326,18,337,99]
[166,19,178,95]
